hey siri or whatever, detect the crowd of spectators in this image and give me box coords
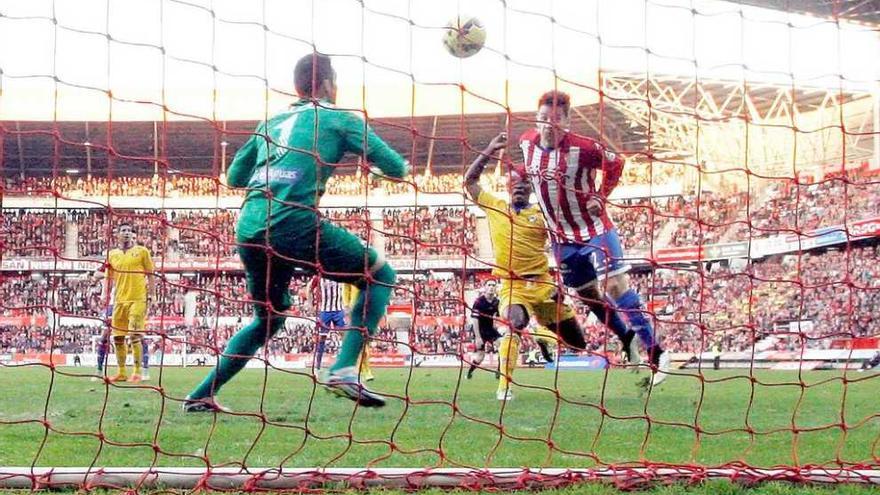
[4,164,880,361]
[666,192,750,247]
[11,172,876,263]
[5,206,485,259]
[749,170,880,235]
[1,275,54,315]
[397,275,468,316]
[4,243,877,357]
[324,208,372,241]
[5,172,512,198]
[0,324,95,353]
[383,207,477,256]
[73,209,167,257]
[608,198,675,251]
[629,244,880,353]
[1,210,66,256]
[170,209,238,258]
[12,166,875,260]
[6,175,235,198]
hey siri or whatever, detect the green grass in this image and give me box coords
[0,366,878,493]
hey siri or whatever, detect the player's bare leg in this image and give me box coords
[467,329,486,379]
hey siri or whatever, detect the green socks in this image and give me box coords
[188,316,284,400]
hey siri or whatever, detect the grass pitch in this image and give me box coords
[0,365,878,493]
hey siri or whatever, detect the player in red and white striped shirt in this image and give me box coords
[519,90,668,386]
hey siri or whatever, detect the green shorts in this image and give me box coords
[238,220,380,318]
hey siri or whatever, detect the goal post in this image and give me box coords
[3,467,879,491]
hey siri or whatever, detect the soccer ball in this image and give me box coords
[442,15,486,58]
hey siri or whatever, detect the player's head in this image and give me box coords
[116,222,135,247]
[536,90,571,148]
[484,279,498,297]
[294,53,337,103]
[509,164,532,209]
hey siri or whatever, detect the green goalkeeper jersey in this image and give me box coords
[227,98,409,239]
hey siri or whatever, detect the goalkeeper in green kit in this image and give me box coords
[184,53,408,411]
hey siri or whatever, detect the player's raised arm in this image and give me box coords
[341,112,410,181]
[226,124,264,188]
[464,132,507,201]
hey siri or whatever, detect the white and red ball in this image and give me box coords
[442,15,486,58]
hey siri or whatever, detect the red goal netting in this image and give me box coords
[1,0,879,491]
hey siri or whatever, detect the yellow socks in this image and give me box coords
[130,335,143,376]
[497,334,520,392]
[113,335,128,378]
[358,345,374,381]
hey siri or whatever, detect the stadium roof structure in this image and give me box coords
[3,72,873,181]
[735,0,880,26]
[1,102,642,178]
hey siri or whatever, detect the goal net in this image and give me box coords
[1,0,879,491]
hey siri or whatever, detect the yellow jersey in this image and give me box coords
[342,283,359,308]
[477,190,549,278]
[107,245,154,303]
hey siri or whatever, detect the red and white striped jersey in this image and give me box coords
[518,129,624,243]
[311,277,345,313]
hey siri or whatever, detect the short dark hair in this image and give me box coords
[537,90,571,115]
[116,222,135,233]
[294,53,334,98]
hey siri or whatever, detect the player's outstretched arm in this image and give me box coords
[341,112,410,181]
[464,132,507,201]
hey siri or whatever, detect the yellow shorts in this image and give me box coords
[111,301,147,336]
[499,274,576,326]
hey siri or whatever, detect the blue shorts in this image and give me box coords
[319,310,346,333]
[554,228,631,290]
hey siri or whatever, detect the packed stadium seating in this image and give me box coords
[629,244,880,352]
[749,169,880,235]
[1,210,66,256]
[4,172,506,198]
[383,207,477,256]
[3,164,878,358]
[2,243,877,355]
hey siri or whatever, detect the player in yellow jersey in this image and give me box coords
[97,223,155,383]
[343,284,374,382]
[465,133,592,401]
